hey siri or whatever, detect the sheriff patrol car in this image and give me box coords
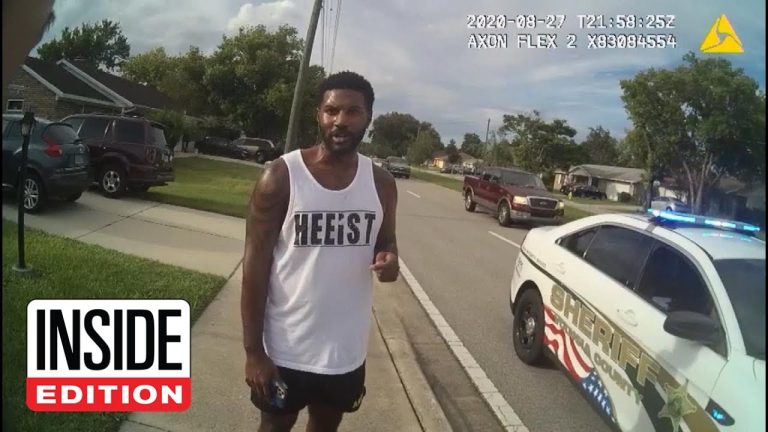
[509,209,765,432]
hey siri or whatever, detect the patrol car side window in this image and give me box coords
[582,225,654,289]
[559,228,598,258]
[636,242,714,316]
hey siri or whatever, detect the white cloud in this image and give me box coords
[226,1,303,33]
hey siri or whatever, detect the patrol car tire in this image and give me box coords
[512,289,545,365]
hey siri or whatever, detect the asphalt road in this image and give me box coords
[394,178,612,432]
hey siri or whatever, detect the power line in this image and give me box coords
[330,0,342,73]
[320,1,325,69]
[325,0,333,71]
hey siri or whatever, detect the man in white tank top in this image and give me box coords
[241,71,399,431]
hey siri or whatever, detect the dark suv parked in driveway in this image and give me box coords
[2,114,91,212]
[196,136,249,159]
[232,137,282,164]
[61,114,175,198]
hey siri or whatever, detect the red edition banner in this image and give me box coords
[26,377,191,412]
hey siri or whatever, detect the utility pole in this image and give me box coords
[484,118,491,161]
[285,0,324,154]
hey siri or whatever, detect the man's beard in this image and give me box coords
[321,128,366,155]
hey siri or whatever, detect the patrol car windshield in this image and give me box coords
[714,258,765,359]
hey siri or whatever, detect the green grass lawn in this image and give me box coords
[553,191,637,206]
[562,204,597,222]
[2,220,226,432]
[144,157,263,218]
[411,169,463,192]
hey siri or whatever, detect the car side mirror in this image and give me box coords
[663,311,722,345]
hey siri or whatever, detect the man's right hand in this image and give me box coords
[245,353,281,405]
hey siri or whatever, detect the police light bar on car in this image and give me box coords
[647,209,761,234]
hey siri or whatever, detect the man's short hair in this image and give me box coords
[317,71,374,113]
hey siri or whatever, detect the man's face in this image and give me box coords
[2,0,55,100]
[317,89,370,155]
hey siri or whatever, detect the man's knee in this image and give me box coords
[307,403,344,431]
[259,411,299,432]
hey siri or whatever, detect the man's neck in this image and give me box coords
[312,142,358,167]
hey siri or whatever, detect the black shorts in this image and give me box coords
[250,362,366,415]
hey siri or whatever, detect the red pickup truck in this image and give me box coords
[463,166,564,226]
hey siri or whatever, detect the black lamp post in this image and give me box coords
[13,111,36,273]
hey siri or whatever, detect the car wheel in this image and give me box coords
[498,201,512,226]
[256,153,267,164]
[65,192,82,202]
[666,206,673,212]
[464,191,476,212]
[512,289,546,365]
[99,164,127,198]
[21,172,46,213]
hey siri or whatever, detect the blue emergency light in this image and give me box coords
[647,208,761,235]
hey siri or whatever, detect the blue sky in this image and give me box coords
[39,0,766,144]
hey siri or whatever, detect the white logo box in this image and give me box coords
[27,299,190,378]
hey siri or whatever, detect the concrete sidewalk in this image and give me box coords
[2,192,450,432]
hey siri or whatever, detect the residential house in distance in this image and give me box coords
[554,164,648,202]
[4,57,184,123]
[659,175,765,226]
[429,150,481,170]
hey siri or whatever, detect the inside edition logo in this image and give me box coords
[27,299,191,412]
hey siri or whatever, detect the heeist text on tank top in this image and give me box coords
[263,149,384,375]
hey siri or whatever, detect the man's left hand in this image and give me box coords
[370,251,399,282]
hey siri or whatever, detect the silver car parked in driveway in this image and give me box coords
[650,196,691,213]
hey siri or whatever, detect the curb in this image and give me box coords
[397,259,530,432]
[372,294,453,432]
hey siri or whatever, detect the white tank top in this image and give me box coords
[263,149,384,374]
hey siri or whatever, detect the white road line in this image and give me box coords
[407,190,421,199]
[398,258,530,432]
[488,231,521,248]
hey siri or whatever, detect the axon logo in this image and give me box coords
[26,300,191,412]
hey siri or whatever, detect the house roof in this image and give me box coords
[432,151,448,159]
[67,60,178,110]
[23,57,113,102]
[458,152,475,161]
[569,164,647,184]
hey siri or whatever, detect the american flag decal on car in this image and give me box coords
[543,306,616,422]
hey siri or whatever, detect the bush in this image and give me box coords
[618,192,633,203]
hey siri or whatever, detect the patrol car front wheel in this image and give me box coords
[513,289,545,365]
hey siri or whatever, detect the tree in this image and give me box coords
[615,129,646,168]
[369,112,419,157]
[620,52,765,213]
[368,112,440,157]
[120,47,173,87]
[37,19,130,71]
[446,139,460,163]
[407,130,440,166]
[581,126,618,165]
[122,46,212,117]
[499,111,582,175]
[205,25,325,144]
[461,133,485,158]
